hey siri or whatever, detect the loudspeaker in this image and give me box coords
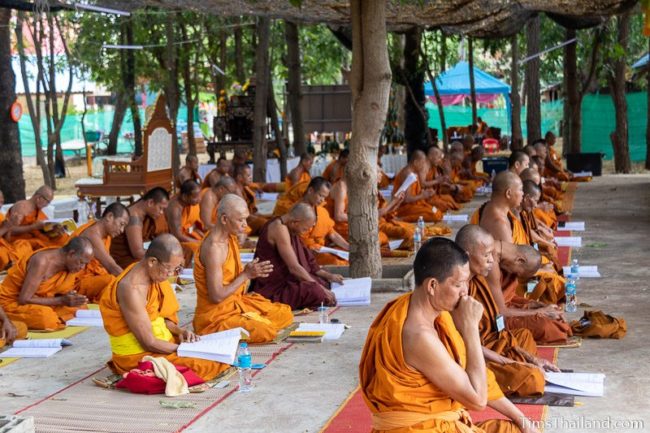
[566,153,603,176]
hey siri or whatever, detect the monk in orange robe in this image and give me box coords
[457,225,558,397]
[519,168,557,230]
[321,148,348,183]
[542,132,573,182]
[199,176,240,231]
[466,145,491,184]
[175,154,201,190]
[392,150,443,222]
[100,234,229,380]
[0,238,92,330]
[285,153,313,190]
[193,195,293,343]
[110,187,170,269]
[448,151,478,203]
[72,203,130,301]
[6,185,69,249]
[0,212,33,271]
[421,146,461,213]
[0,305,27,348]
[234,164,271,235]
[360,237,539,433]
[202,157,233,189]
[293,177,350,265]
[166,180,204,264]
[273,180,310,217]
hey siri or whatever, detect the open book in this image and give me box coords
[177,327,249,365]
[296,323,345,341]
[43,218,77,234]
[555,236,582,248]
[67,309,104,327]
[442,214,469,222]
[318,247,349,261]
[544,372,605,397]
[557,221,585,232]
[0,339,72,358]
[332,277,371,306]
[394,172,418,196]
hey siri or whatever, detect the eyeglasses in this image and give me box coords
[36,194,52,205]
[156,259,182,276]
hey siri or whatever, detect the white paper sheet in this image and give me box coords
[240,253,255,263]
[67,309,104,327]
[331,277,371,306]
[556,221,585,231]
[259,192,279,201]
[75,310,102,318]
[394,172,418,196]
[177,329,245,365]
[388,240,403,251]
[544,372,605,397]
[297,323,346,341]
[12,339,70,348]
[318,247,349,261]
[442,214,469,222]
[0,347,62,358]
[562,265,601,278]
[555,236,582,247]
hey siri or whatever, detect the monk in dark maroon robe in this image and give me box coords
[251,203,344,310]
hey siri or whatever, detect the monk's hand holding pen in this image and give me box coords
[244,259,273,279]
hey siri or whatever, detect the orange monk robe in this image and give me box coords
[469,276,544,397]
[273,180,310,217]
[360,293,519,433]
[533,207,557,230]
[392,167,443,223]
[300,205,348,266]
[450,167,478,203]
[0,248,81,330]
[545,147,571,182]
[0,213,33,270]
[178,203,203,261]
[110,215,161,269]
[470,160,491,184]
[0,319,28,348]
[7,207,69,249]
[324,191,389,247]
[100,264,229,381]
[424,167,461,213]
[321,160,344,183]
[378,168,391,189]
[71,221,116,301]
[242,185,270,235]
[520,210,562,273]
[284,170,311,190]
[193,235,293,343]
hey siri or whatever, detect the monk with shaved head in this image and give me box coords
[199,176,240,231]
[7,185,69,249]
[100,234,229,380]
[251,203,343,310]
[392,150,443,222]
[422,146,462,213]
[175,154,200,190]
[166,180,205,264]
[193,194,292,342]
[360,237,541,433]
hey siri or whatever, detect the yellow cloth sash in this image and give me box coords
[109,316,173,356]
[372,408,473,432]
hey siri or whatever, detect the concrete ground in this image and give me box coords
[0,174,648,432]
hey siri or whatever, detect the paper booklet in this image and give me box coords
[332,277,371,306]
[296,323,345,341]
[394,172,418,196]
[544,372,605,397]
[0,339,72,358]
[388,240,403,251]
[555,236,582,248]
[177,327,249,365]
[318,247,349,261]
[442,214,469,222]
[562,265,601,278]
[43,218,77,234]
[67,309,104,327]
[556,221,585,231]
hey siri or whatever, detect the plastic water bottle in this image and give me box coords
[417,216,425,235]
[570,259,580,280]
[318,303,329,324]
[565,275,577,313]
[77,199,90,224]
[413,226,422,253]
[490,169,496,184]
[237,342,253,392]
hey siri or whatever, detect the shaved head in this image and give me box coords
[62,236,93,257]
[145,234,184,263]
[517,244,542,274]
[522,180,541,197]
[215,176,236,189]
[450,141,464,153]
[492,171,522,195]
[217,193,248,218]
[289,202,316,221]
[409,150,426,163]
[520,168,541,184]
[455,224,493,252]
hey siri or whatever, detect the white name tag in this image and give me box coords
[432,206,438,214]
[527,280,538,294]
[495,314,505,332]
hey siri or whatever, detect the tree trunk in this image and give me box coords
[609,12,631,174]
[180,23,196,156]
[234,17,245,82]
[510,33,523,150]
[166,13,181,177]
[419,38,446,150]
[268,72,287,178]
[403,27,425,155]
[124,18,142,156]
[348,0,391,279]
[0,9,26,202]
[440,33,447,72]
[252,17,270,183]
[217,26,228,95]
[107,92,128,155]
[525,15,542,144]
[468,37,478,128]
[284,21,306,155]
[565,28,582,154]
[646,36,650,170]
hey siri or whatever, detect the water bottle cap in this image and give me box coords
[240,342,248,348]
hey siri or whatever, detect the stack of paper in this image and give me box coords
[544,372,605,397]
[562,265,601,278]
[0,339,72,358]
[394,172,418,196]
[318,247,349,261]
[67,309,104,327]
[287,330,326,343]
[177,328,249,365]
[557,221,586,231]
[296,323,345,341]
[555,236,582,247]
[443,214,469,222]
[332,277,371,306]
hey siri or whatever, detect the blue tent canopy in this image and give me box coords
[424,61,510,96]
[632,53,648,69]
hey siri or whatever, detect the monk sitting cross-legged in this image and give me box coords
[71,202,130,302]
[359,237,540,433]
[234,164,271,235]
[251,203,343,310]
[166,180,205,264]
[392,150,443,223]
[175,154,201,190]
[110,187,170,269]
[519,168,557,230]
[193,194,293,343]
[202,157,232,189]
[0,304,27,349]
[0,190,33,270]
[421,146,461,213]
[285,153,313,190]
[321,149,349,183]
[199,176,240,231]
[0,237,93,330]
[100,234,229,381]
[6,185,69,249]
[456,225,558,397]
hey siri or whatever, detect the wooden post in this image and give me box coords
[510,33,523,150]
[252,17,270,183]
[468,37,478,129]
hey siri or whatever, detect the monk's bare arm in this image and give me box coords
[203,242,249,303]
[331,183,348,223]
[482,346,512,365]
[379,192,404,216]
[166,204,195,243]
[0,305,17,343]
[84,231,122,275]
[481,213,511,243]
[287,167,301,185]
[327,230,349,250]
[486,262,532,318]
[8,203,43,234]
[18,256,86,307]
[199,192,216,230]
[271,224,318,283]
[118,282,178,353]
[488,397,539,433]
[125,216,147,260]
